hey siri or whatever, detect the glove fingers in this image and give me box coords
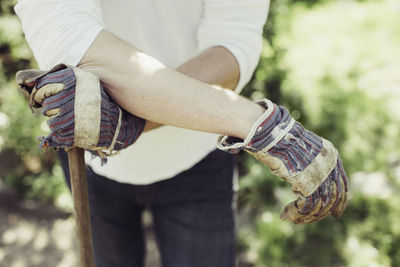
[42,90,74,117]
[16,67,67,108]
[34,83,66,105]
[280,196,322,224]
[295,197,328,224]
[337,158,348,186]
[331,160,349,218]
[44,108,61,118]
[47,110,74,132]
[33,67,75,107]
[312,167,340,216]
[16,69,48,90]
[298,199,335,224]
[299,159,346,223]
[331,176,348,218]
[296,180,339,224]
[280,199,304,222]
[331,192,347,218]
[16,64,67,89]
[294,197,324,224]
[297,209,331,224]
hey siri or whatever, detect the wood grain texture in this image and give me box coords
[67,148,94,267]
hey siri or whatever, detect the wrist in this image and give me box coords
[236,103,266,139]
[218,99,278,153]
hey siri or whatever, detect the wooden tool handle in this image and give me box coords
[68,147,95,267]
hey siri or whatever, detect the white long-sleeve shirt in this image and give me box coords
[15,0,270,185]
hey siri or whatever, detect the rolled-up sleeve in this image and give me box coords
[198,0,270,93]
[14,0,104,69]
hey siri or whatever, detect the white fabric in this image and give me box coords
[15,0,270,185]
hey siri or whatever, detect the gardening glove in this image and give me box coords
[217,99,348,224]
[16,64,145,159]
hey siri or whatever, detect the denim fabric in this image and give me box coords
[58,149,236,267]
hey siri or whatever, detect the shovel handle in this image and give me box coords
[68,147,95,267]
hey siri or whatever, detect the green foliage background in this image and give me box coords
[1,0,399,266]
[0,0,71,206]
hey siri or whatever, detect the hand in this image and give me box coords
[217,99,349,224]
[16,64,145,157]
[280,158,348,224]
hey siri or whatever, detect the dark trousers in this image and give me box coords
[59,149,236,267]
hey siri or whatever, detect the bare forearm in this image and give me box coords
[177,46,240,90]
[78,30,263,139]
[145,46,240,131]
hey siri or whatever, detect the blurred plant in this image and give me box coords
[238,0,400,266]
[0,0,68,203]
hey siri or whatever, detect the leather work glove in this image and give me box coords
[16,64,145,159]
[217,99,348,224]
